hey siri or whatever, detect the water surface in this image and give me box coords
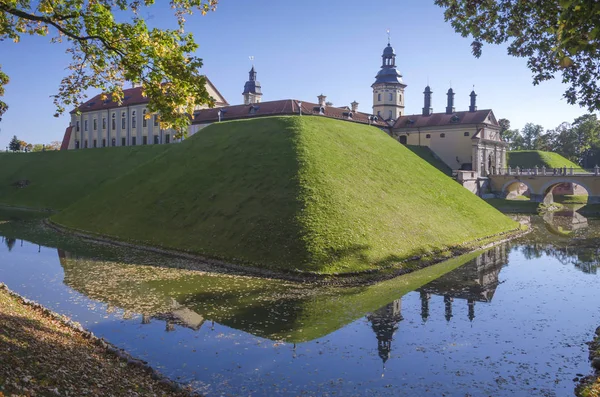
[0,213,599,396]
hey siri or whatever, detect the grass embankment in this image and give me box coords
[406,145,453,176]
[53,116,517,274]
[507,150,581,170]
[0,145,169,210]
[576,328,600,397]
[0,285,190,397]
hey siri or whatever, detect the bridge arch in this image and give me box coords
[501,180,534,199]
[538,178,591,204]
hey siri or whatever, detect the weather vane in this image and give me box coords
[249,55,254,66]
[386,29,391,44]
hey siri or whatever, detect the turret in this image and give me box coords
[243,66,262,105]
[446,88,455,114]
[371,36,407,120]
[422,86,433,116]
[469,89,477,112]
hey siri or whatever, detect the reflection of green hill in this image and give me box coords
[58,250,481,342]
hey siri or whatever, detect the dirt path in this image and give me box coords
[0,285,195,397]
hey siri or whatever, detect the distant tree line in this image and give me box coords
[500,114,600,168]
[7,135,61,152]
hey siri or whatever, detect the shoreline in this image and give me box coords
[576,327,600,396]
[0,283,199,397]
[45,217,528,286]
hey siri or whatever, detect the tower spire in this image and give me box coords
[386,28,391,45]
[243,59,262,105]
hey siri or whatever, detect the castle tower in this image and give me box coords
[372,36,406,121]
[243,66,262,105]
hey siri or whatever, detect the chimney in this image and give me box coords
[469,89,477,112]
[446,88,455,114]
[422,86,433,116]
[350,101,359,113]
[317,94,327,107]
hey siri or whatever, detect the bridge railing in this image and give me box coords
[493,166,600,176]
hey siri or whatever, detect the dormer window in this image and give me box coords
[348,112,353,120]
[249,105,260,115]
[450,115,460,123]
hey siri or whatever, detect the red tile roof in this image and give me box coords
[60,126,73,151]
[192,99,389,127]
[393,110,496,130]
[71,77,228,114]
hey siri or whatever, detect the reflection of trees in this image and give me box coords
[516,243,598,274]
[3,237,16,252]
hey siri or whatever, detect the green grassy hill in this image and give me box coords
[53,116,517,274]
[406,145,453,176]
[0,145,169,210]
[507,150,580,169]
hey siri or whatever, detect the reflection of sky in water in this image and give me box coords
[1,217,600,396]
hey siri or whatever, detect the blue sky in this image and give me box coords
[0,0,593,149]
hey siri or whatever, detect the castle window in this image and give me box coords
[154,115,159,127]
[76,121,80,132]
[121,112,126,129]
[165,134,171,144]
[93,139,97,148]
[399,94,402,103]
[131,111,136,128]
[378,93,381,101]
[121,137,126,146]
[377,111,381,117]
[389,93,393,101]
[154,135,159,144]
[426,134,431,139]
[111,113,116,130]
[143,136,148,145]
[440,133,446,138]
[464,131,470,137]
[84,120,88,131]
[132,136,136,146]
[111,138,116,147]
[388,110,393,119]
[102,138,106,147]
[93,119,97,131]
[143,109,147,127]
[84,140,88,148]
[102,117,106,130]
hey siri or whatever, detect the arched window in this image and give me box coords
[121,112,126,129]
[111,113,116,130]
[440,133,446,138]
[464,131,470,137]
[425,134,431,139]
[377,93,381,101]
[142,109,147,127]
[131,110,136,128]
[389,93,393,101]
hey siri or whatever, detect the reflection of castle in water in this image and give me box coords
[417,244,507,322]
[366,245,508,366]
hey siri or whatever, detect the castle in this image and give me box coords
[61,39,507,182]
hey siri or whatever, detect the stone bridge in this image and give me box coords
[489,167,600,204]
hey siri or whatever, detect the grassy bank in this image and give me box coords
[0,145,169,210]
[406,145,453,176]
[507,150,580,169]
[53,116,517,274]
[0,285,191,396]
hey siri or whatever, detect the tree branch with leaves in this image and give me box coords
[435,0,600,111]
[0,0,218,132]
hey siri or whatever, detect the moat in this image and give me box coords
[1,212,599,396]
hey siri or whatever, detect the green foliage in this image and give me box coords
[0,0,218,131]
[435,0,600,111]
[8,135,20,152]
[0,145,169,210]
[52,116,517,274]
